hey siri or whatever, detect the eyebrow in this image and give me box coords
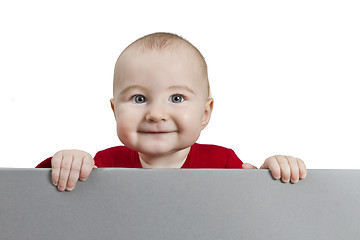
[120,85,147,95]
[167,85,196,94]
[119,84,196,95]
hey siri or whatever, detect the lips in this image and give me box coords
[138,131,175,134]
[138,125,177,134]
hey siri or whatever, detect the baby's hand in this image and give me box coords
[51,150,96,191]
[242,155,307,183]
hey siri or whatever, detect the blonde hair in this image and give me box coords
[115,32,211,98]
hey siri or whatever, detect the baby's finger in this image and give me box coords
[51,153,62,186]
[79,154,94,181]
[57,153,73,191]
[276,155,291,183]
[297,158,307,179]
[263,156,281,180]
[242,163,258,169]
[287,156,300,183]
[65,157,82,191]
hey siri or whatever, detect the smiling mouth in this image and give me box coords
[138,131,176,134]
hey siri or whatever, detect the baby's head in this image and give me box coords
[110,32,213,156]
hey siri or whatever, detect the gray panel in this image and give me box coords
[1,168,360,239]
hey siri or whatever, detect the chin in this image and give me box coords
[136,143,174,156]
[138,147,170,156]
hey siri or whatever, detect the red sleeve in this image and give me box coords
[225,148,244,168]
[35,157,52,168]
[93,151,104,168]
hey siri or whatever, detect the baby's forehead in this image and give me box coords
[115,48,203,85]
[115,46,204,82]
[118,42,198,65]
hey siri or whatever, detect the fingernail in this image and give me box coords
[58,186,65,191]
[53,181,58,186]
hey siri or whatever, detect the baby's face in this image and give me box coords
[111,47,213,156]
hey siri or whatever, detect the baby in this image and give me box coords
[36,32,307,191]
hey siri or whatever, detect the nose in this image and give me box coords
[145,102,169,122]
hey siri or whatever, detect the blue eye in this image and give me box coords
[170,94,184,103]
[132,95,147,104]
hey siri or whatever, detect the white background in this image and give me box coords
[1,0,359,168]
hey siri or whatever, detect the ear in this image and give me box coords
[110,98,116,120]
[201,98,214,130]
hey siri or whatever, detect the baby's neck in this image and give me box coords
[138,147,191,169]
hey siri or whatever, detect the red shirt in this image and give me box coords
[35,143,243,169]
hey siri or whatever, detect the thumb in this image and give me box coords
[242,163,258,169]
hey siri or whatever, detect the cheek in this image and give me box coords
[115,107,141,139]
[176,107,204,132]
